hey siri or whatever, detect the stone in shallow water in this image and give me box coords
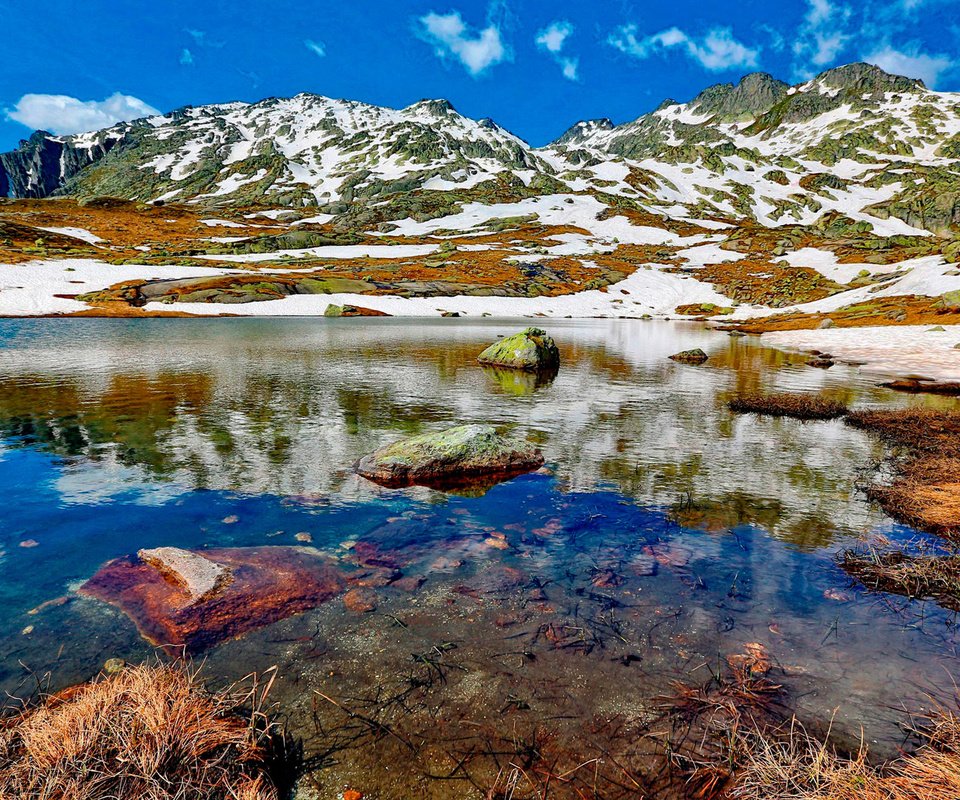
[477,327,560,372]
[668,348,708,364]
[80,546,346,655]
[137,546,232,603]
[354,424,544,489]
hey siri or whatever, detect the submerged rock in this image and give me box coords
[80,546,346,655]
[668,348,709,364]
[881,378,960,395]
[355,424,544,488]
[477,327,560,372]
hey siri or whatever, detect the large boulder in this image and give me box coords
[81,546,346,655]
[477,328,560,372]
[355,424,544,488]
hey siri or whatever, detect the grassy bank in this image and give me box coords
[0,663,287,800]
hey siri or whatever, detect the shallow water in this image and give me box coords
[1,318,958,798]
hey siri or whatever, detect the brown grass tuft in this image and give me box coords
[729,393,849,420]
[0,662,284,800]
[846,409,960,536]
[732,710,960,799]
[840,544,960,611]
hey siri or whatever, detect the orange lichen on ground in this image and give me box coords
[0,662,282,800]
[595,202,712,237]
[672,259,844,307]
[80,546,346,654]
[730,295,960,332]
[70,243,646,310]
[0,198,287,263]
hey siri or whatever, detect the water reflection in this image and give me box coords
[0,318,955,797]
[0,318,906,544]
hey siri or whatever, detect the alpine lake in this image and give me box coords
[0,317,957,799]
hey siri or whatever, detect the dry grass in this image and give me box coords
[0,662,285,800]
[732,710,960,799]
[729,393,849,420]
[846,409,960,536]
[840,541,960,611]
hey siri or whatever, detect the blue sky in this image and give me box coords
[2,0,959,150]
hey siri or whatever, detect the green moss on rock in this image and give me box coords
[355,424,544,488]
[477,327,560,372]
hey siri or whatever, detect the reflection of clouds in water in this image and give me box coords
[55,453,188,507]
[0,319,901,543]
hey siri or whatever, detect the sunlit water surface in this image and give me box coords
[0,318,957,798]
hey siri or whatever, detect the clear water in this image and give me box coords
[0,318,957,798]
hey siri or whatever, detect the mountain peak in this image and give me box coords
[812,62,925,93]
[691,72,790,121]
[551,118,615,146]
[405,98,457,117]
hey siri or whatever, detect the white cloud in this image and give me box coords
[6,93,160,135]
[535,20,579,80]
[864,45,954,87]
[608,24,759,72]
[792,0,851,77]
[180,48,194,66]
[560,57,579,81]
[536,21,572,54]
[304,39,326,57]
[418,10,507,76]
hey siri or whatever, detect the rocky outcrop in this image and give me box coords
[355,424,544,488]
[137,547,232,603]
[80,546,346,654]
[477,328,560,372]
[0,129,124,198]
[690,72,789,122]
[324,303,389,317]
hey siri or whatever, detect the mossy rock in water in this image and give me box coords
[668,348,709,364]
[477,327,560,372]
[324,303,388,317]
[355,424,544,489]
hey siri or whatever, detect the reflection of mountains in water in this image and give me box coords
[0,319,892,544]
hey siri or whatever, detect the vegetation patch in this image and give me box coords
[840,542,960,610]
[0,663,288,800]
[729,393,849,420]
[732,708,960,799]
[731,294,960,332]
[846,409,960,536]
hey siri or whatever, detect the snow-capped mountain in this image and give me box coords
[3,63,960,237]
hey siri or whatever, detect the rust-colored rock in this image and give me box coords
[343,587,378,613]
[80,546,346,655]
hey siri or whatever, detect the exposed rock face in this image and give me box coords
[690,72,790,121]
[80,546,346,654]
[0,129,124,198]
[355,424,544,488]
[477,328,560,372]
[137,547,232,603]
[668,348,709,364]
